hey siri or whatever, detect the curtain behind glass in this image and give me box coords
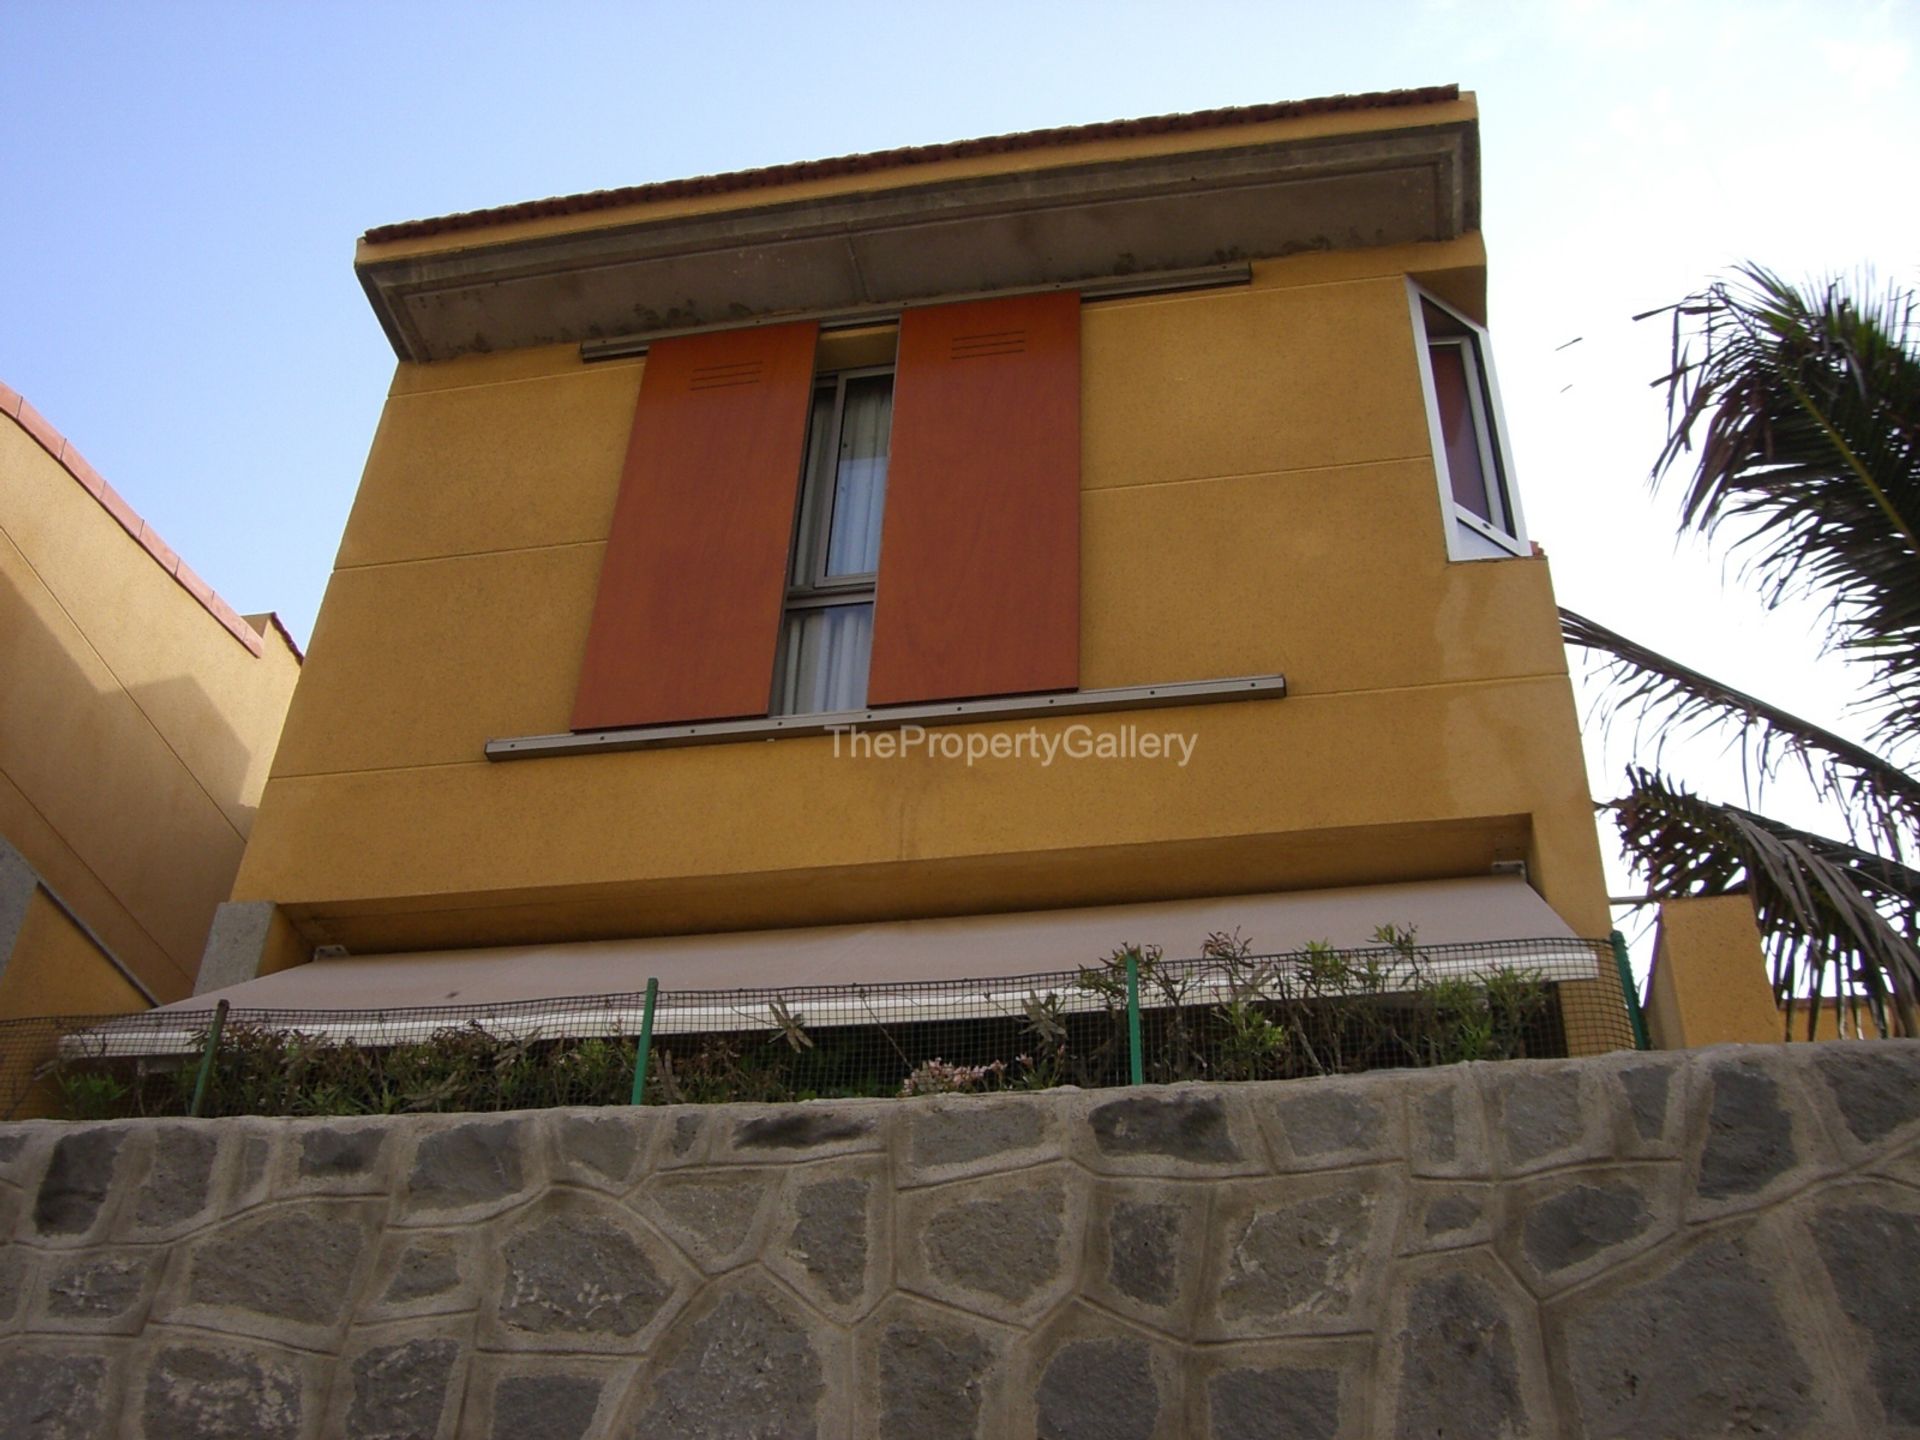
[1429,342,1497,525]
[824,375,892,578]
[780,602,874,713]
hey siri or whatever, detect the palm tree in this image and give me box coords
[1560,266,1920,1039]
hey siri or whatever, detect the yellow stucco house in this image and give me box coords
[0,385,301,1022]
[176,85,1635,1056]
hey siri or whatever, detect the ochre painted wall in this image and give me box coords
[237,231,1615,988]
[0,419,302,1010]
[0,890,146,1017]
[1645,895,1779,1049]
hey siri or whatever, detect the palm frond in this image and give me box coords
[1652,266,1920,756]
[1611,767,1920,1038]
[1562,607,1920,854]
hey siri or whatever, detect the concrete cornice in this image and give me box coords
[357,118,1479,363]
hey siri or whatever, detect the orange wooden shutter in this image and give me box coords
[867,292,1080,705]
[571,322,818,730]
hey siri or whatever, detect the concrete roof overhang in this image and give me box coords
[357,117,1478,363]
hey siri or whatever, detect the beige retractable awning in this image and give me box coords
[166,876,1583,1016]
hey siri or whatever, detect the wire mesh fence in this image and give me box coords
[0,934,1633,1121]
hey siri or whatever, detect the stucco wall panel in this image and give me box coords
[0,890,145,1017]
[1080,462,1566,694]
[1082,276,1431,491]
[334,356,641,570]
[237,676,1600,936]
[268,545,602,779]
[0,542,247,996]
[0,427,296,836]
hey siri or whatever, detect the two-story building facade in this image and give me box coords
[186,86,1632,1054]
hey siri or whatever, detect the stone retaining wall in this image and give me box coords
[1,1041,1917,1437]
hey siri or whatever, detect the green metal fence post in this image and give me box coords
[1610,931,1650,1051]
[630,978,659,1105]
[1125,949,1144,1086]
[188,999,231,1118]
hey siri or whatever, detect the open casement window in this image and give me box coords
[1408,282,1528,561]
[572,290,1081,732]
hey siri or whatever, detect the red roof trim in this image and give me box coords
[1,380,286,659]
[363,85,1460,245]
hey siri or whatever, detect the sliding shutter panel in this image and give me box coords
[867,292,1080,705]
[571,321,819,730]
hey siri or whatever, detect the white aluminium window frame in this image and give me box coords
[1406,280,1529,561]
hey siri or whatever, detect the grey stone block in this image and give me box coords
[1107,1198,1184,1308]
[1695,1061,1798,1201]
[193,900,281,995]
[34,1127,126,1237]
[382,1237,467,1308]
[1404,1072,1491,1178]
[407,1120,526,1213]
[238,1133,273,1198]
[1490,1067,1588,1170]
[186,1206,370,1327]
[0,1350,110,1440]
[787,1175,871,1304]
[498,1209,674,1339]
[0,1245,32,1326]
[1408,1188,1489,1253]
[299,1125,386,1183]
[1514,1180,1655,1288]
[490,1372,604,1440]
[667,1112,705,1162]
[1815,1044,1920,1148]
[141,1343,304,1440]
[1266,1086,1390,1165]
[877,1315,996,1440]
[731,1108,875,1152]
[1391,1269,1528,1440]
[923,1182,1067,1307]
[347,1337,460,1440]
[1208,1364,1341,1440]
[1035,1337,1160,1440]
[631,1286,825,1438]
[44,1251,157,1328]
[1090,1092,1241,1164]
[1617,1064,1674,1144]
[553,1112,643,1185]
[905,1096,1049,1181]
[645,1172,772,1272]
[1559,1233,1820,1438]
[1212,1177,1393,1334]
[1812,1198,1920,1428]
[134,1125,219,1230]
[0,836,42,989]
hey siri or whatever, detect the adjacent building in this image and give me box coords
[0,384,301,1023]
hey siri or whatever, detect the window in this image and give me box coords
[571,290,1081,733]
[1409,283,1527,560]
[773,368,894,714]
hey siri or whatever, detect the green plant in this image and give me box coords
[55,1067,129,1121]
[1563,267,1920,1036]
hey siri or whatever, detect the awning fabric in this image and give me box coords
[166,876,1582,1015]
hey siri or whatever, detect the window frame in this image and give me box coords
[770,362,896,715]
[1406,281,1529,561]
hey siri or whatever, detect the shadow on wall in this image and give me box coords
[0,560,257,993]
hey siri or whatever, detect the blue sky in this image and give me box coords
[6,0,1917,948]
